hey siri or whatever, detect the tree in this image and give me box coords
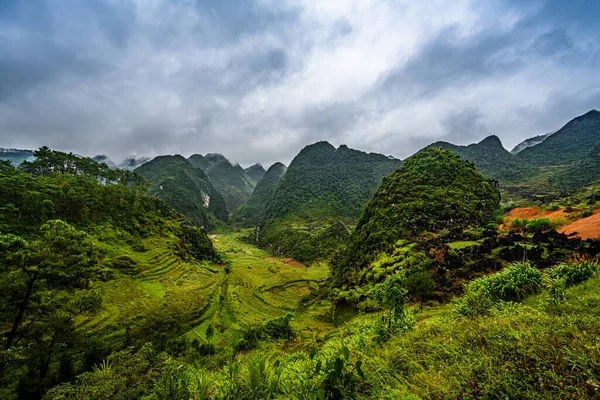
[205,323,215,344]
[0,220,98,350]
[406,269,435,311]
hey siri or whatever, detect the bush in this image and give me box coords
[453,262,543,317]
[545,259,598,287]
[581,209,593,218]
[462,228,484,240]
[524,218,553,233]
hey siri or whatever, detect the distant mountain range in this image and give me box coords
[135,155,229,229]
[233,162,286,227]
[426,135,535,183]
[244,163,266,184]
[188,153,256,213]
[0,148,35,165]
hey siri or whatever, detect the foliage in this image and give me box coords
[452,262,543,317]
[551,143,600,190]
[135,155,229,229]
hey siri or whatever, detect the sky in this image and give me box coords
[1,0,599,167]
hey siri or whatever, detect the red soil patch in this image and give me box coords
[505,207,572,221]
[559,210,600,240]
[504,207,600,240]
[268,257,308,268]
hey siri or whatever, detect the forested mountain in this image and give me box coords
[510,132,552,154]
[550,143,600,190]
[188,153,255,213]
[517,109,600,167]
[135,155,229,229]
[427,135,535,183]
[336,148,500,282]
[233,162,286,227]
[244,163,266,183]
[0,148,35,165]
[256,142,402,263]
[0,149,218,398]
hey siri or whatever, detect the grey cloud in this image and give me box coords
[0,0,599,166]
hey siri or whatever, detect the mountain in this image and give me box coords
[233,162,287,227]
[337,147,500,281]
[550,143,600,190]
[188,153,255,213]
[0,148,35,165]
[427,135,535,183]
[510,132,552,154]
[135,155,229,229]
[92,154,116,168]
[118,156,152,170]
[244,163,266,183]
[517,110,600,167]
[256,142,402,263]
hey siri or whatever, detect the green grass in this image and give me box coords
[78,229,332,348]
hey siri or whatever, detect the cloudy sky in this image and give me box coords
[1,0,599,166]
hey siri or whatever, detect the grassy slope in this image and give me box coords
[79,230,332,344]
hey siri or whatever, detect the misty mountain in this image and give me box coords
[135,155,229,229]
[92,155,116,168]
[233,162,287,227]
[244,163,266,183]
[426,135,535,183]
[511,132,552,155]
[117,156,152,171]
[188,153,255,213]
[517,110,600,167]
[0,148,35,165]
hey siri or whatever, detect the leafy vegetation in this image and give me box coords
[135,155,229,230]
[232,162,286,227]
[0,149,221,398]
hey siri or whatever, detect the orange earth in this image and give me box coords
[504,207,600,240]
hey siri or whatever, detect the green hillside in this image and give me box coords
[188,153,256,213]
[550,143,600,190]
[338,148,500,282]
[244,163,266,183]
[135,155,229,229]
[257,142,402,263]
[517,109,600,167]
[233,162,286,227]
[428,135,535,183]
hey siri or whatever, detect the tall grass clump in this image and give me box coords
[453,262,542,317]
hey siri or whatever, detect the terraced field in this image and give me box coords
[78,230,332,346]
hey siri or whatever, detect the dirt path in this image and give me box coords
[559,210,600,240]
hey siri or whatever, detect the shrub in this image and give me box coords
[453,262,542,317]
[581,209,594,218]
[462,228,483,240]
[510,218,528,230]
[524,218,553,232]
[111,256,140,275]
[545,259,598,287]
